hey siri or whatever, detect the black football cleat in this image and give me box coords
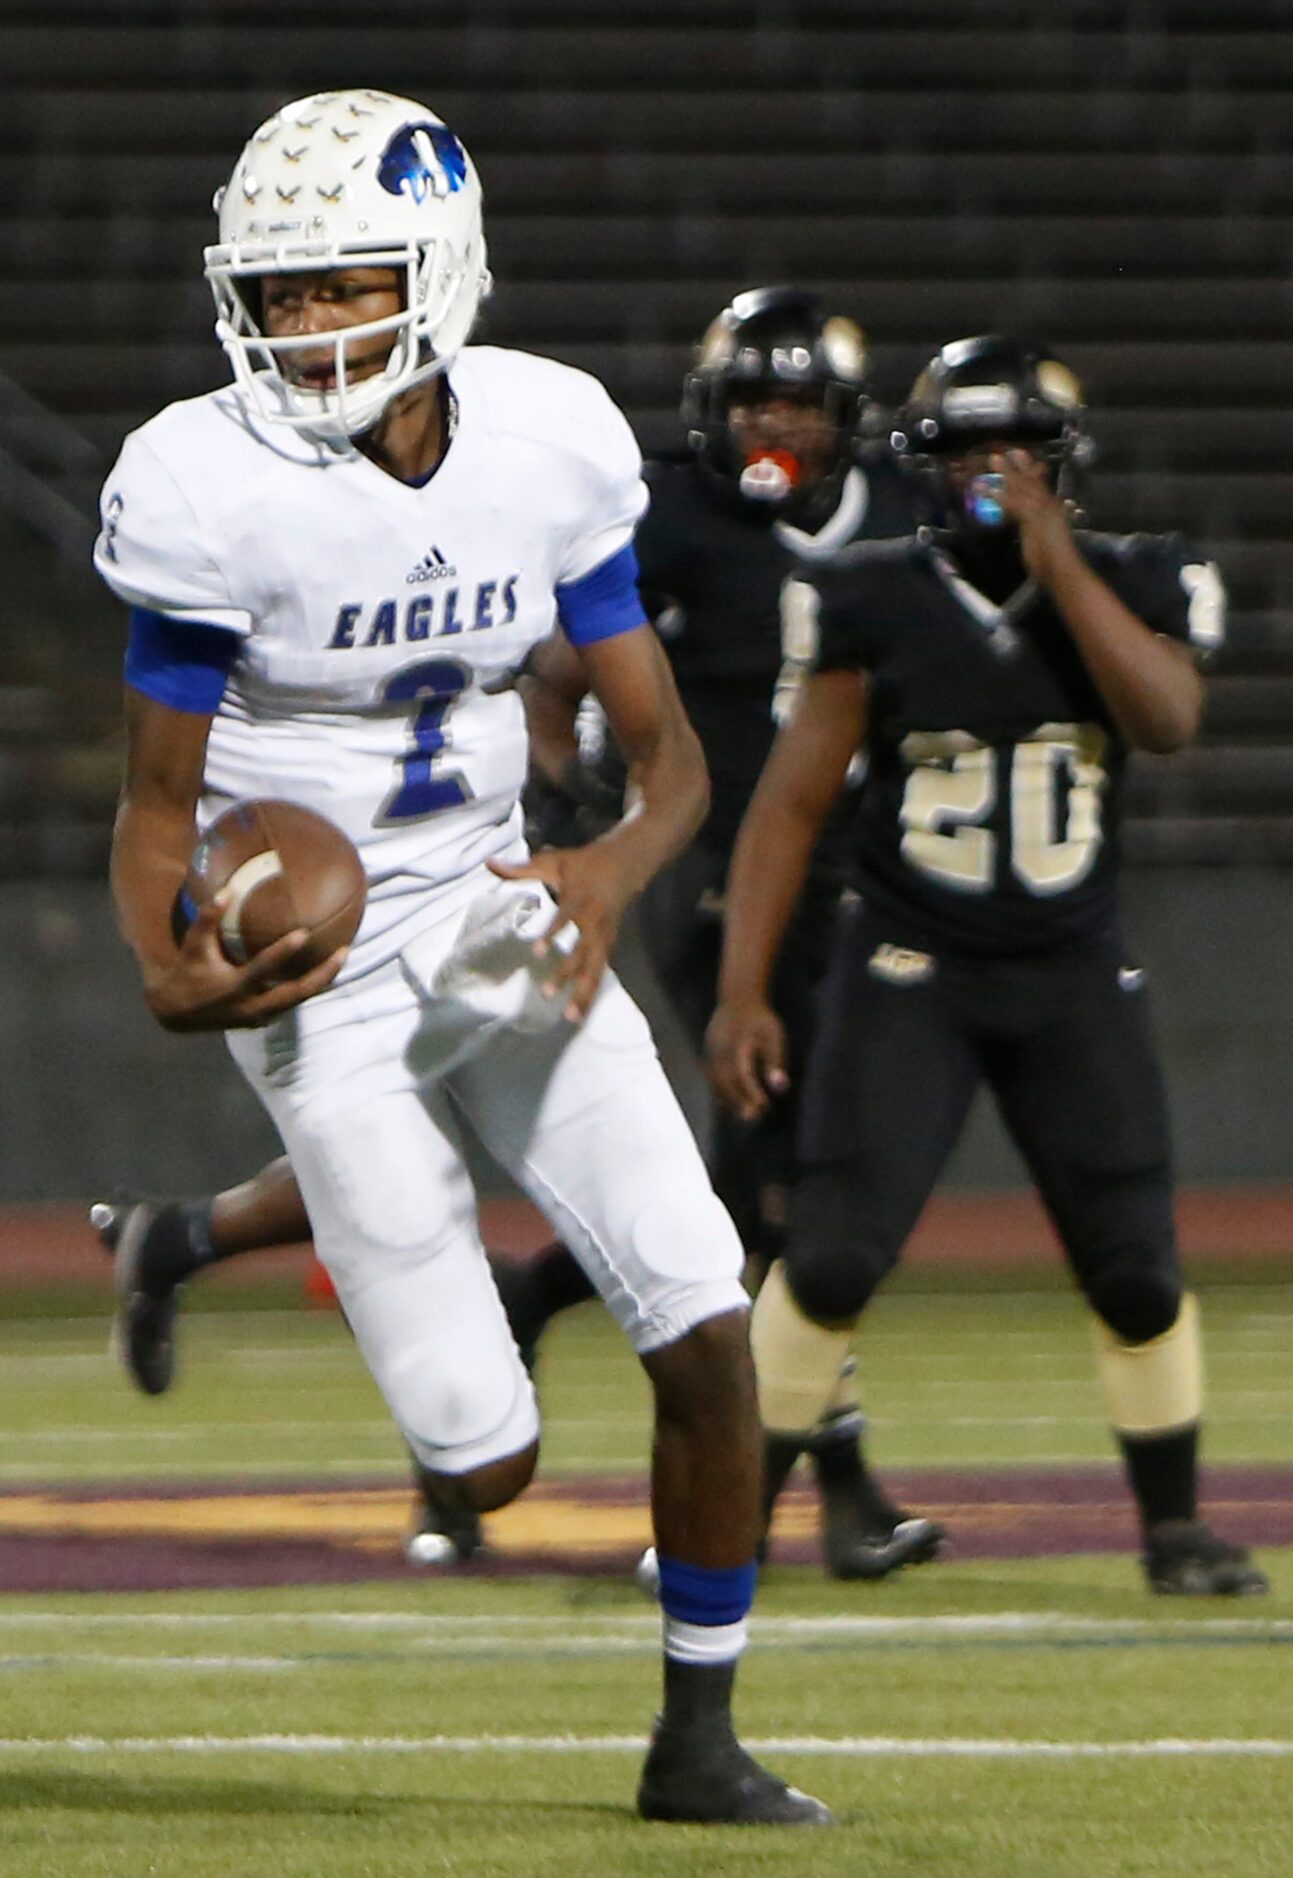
[637,1719,833,1826]
[800,1412,947,1582]
[404,1465,485,1567]
[1143,1519,1270,1596]
[92,1201,189,1397]
[813,1448,946,1582]
[824,1505,947,1582]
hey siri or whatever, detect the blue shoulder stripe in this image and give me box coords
[124,607,241,714]
[556,543,646,646]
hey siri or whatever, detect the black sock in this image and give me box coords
[1120,1424,1199,1530]
[488,1241,595,1324]
[808,1416,905,1529]
[487,1242,595,1373]
[660,1655,737,1736]
[135,1202,215,1294]
[527,1240,597,1316]
[182,1201,221,1271]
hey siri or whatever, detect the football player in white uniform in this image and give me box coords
[94,89,830,1828]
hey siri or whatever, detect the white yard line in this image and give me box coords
[0,1612,1289,1638]
[0,1733,1289,1758]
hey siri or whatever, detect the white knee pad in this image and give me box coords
[324,1213,543,1475]
[400,1345,541,1476]
[596,1181,750,1354]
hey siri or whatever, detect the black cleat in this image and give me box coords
[810,1424,946,1581]
[637,1719,833,1826]
[1143,1519,1270,1596]
[404,1467,485,1567]
[92,1201,188,1397]
[823,1503,946,1582]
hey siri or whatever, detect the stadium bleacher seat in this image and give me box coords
[2,0,1292,867]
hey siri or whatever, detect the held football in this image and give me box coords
[181,800,367,977]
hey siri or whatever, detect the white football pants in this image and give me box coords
[227,876,747,1474]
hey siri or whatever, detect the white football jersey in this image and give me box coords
[95,346,648,975]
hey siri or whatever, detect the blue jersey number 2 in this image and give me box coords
[378,658,473,824]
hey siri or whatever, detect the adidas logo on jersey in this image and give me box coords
[406,545,458,584]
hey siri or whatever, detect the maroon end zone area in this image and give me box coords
[2,1466,1290,1595]
[3,1192,1290,1593]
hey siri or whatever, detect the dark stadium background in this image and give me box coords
[0,0,1288,1231]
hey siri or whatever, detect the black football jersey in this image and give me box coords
[635,446,918,848]
[804,531,1225,954]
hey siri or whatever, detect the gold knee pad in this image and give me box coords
[1092,1291,1203,1436]
[750,1260,855,1436]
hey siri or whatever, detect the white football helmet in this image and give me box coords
[204,89,491,440]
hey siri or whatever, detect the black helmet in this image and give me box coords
[681,285,871,505]
[890,334,1090,536]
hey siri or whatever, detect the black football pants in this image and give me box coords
[636,842,840,1257]
[789,903,1182,1343]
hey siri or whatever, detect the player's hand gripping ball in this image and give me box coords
[180,799,366,977]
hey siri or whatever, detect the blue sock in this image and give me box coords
[657,1555,757,1667]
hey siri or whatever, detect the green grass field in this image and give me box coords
[1,1270,1290,1877]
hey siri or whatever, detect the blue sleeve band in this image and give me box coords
[656,1556,758,1627]
[555,542,646,646]
[124,607,240,714]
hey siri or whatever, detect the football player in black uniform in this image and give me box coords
[533,287,942,1583]
[707,334,1269,1596]
[94,287,940,1582]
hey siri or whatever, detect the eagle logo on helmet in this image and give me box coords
[377,121,468,204]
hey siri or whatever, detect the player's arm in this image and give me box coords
[494,623,706,1021]
[114,688,341,1031]
[996,448,1204,753]
[708,666,868,1122]
[582,620,709,878]
[520,633,623,820]
[520,634,585,791]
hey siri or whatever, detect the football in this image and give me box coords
[181,799,367,976]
